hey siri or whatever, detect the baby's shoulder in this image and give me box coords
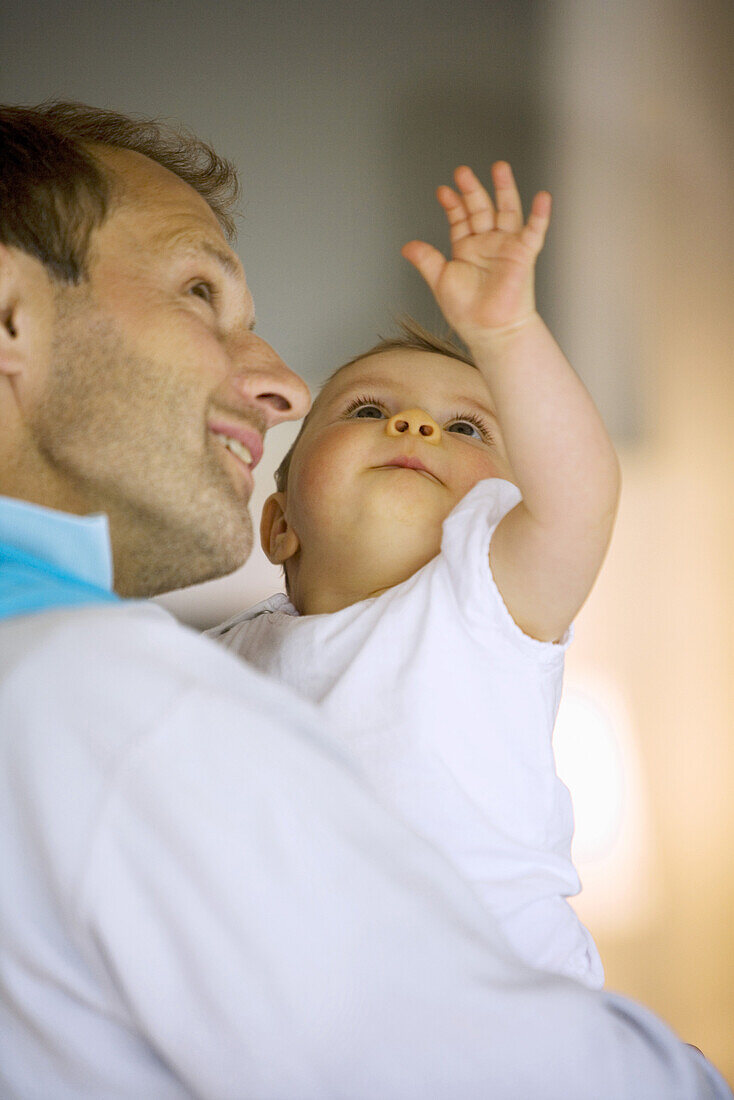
[207,592,296,642]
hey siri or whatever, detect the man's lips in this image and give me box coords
[209,420,264,470]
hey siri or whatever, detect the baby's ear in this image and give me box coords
[260,492,300,564]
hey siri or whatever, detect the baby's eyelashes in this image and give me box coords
[342,396,387,419]
[341,396,494,445]
[445,415,491,442]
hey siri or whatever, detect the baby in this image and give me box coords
[210,163,620,989]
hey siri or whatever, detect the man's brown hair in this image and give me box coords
[0,101,239,283]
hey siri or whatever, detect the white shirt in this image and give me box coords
[212,479,603,988]
[1,508,730,1096]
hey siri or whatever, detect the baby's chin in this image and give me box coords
[358,470,454,524]
[349,525,442,594]
[294,517,444,614]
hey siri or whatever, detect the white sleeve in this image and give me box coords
[441,477,573,656]
[79,693,729,1098]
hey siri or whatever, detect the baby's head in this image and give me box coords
[261,320,514,615]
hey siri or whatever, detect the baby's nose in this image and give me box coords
[385,408,442,445]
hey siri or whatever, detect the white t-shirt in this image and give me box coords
[212,479,603,988]
[1,601,731,1097]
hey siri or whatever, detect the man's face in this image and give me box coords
[279,348,514,606]
[25,147,310,595]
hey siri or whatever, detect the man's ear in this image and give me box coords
[0,244,32,379]
[260,492,300,564]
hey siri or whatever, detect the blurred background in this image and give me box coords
[4,0,732,1080]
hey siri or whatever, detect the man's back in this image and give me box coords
[0,600,730,1098]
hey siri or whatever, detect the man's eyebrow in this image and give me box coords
[199,240,243,279]
[157,228,245,281]
[155,229,256,327]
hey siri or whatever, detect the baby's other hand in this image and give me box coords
[402,163,550,345]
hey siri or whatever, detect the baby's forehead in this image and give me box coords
[315,348,489,411]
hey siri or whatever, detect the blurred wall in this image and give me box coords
[542,1,734,1078]
[3,0,733,1081]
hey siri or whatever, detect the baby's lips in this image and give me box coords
[385,456,431,473]
[376,456,443,484]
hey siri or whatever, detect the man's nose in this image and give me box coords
[385,408,442,444]
[228,334,311,425]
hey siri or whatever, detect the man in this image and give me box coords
[0,102,729,1098]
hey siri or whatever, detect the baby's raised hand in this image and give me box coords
[402,163,550,345]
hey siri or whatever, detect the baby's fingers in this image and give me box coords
[452,166,495,235]
[401,239,447,294]
[520,190,552,253]
[437,185,474,245]
[491,161,524,231]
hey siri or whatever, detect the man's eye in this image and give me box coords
[446,419,483,439]
[189,281,215,304]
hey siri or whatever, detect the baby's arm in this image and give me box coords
[403,164,620,642]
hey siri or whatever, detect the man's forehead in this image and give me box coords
[92,149,248,289]
[95,145,229,246]
[97,145,203,201]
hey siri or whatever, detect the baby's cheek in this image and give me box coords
[456,453,506,498]
[289,445,350,528]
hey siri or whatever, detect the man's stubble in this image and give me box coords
[30,289,254,596]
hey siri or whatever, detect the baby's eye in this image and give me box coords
[343,396,387,420]
[446,418,484,440]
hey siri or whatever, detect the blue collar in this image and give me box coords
[0,496,119,620]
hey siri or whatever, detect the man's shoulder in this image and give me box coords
[0,598,299,718]
[0,598,343,818]
[1,599,195,676]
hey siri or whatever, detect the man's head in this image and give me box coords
[0,102,310,597]
[261,321,514,615]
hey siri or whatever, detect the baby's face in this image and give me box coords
[272,348,514,610]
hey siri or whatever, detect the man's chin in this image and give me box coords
[185,523,253,589]
[134,513,253,596]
